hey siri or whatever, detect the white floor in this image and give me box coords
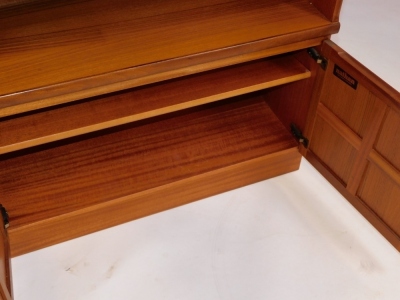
[331,0,400,92]
[11,0,400,299]
[12,160,400,300]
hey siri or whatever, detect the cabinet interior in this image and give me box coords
[0,51,313,257]
[4,0,400,299]
[0,0,346,258]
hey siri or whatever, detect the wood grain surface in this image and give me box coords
[358,163,400,237]
[318,63,378,139]
[321,41,400,112]
[317,103,361,150]
[265,50,320,135]
[369,150,400,188]
[305,40,400,251]
[0,97,300,256]
[0,57,310,154]
[306,151,400,251]
[0,0,338,115]
[374,107,400,171]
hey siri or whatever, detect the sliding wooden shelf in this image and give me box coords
[0,97,301,257]
[0,56,310,154]
[0,0,339,117]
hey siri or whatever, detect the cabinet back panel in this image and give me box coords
[265,50,319,134]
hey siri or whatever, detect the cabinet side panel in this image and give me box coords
[265,50,318,134]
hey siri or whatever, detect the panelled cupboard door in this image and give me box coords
[304,40,400,251]
[0,206,12,300]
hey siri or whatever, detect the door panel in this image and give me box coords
[310,114,358,185]
[304,40,400,250]
[375,108,400,170]
[358,163,400,237]
[318,71,376,138]
[0,206,12,300]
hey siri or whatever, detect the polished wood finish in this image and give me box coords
[0,211,12,300]
[346,97,386,195]
[10,149,301,257]
[1,0,398,294]
[321,41,400,112]
[0,36,330,119]
[265,50,320,134]
[307,151,400,250]
[9,0,400,295]
[0,57,310,154]
[310,114,358,185]
[317,103,361,150]
[0,0,344,261]
[374,108,400,170]
[0,97,300,256]
[318,64,378,138]
[0,0,339,117]
[359,104,400,239]
[305,41,400,251]
[369,150,400,188]
[358,163,400,237]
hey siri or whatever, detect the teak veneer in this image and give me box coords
[0,0,339,117]
[1,0,400,298]
[0,57,310,154]
[1,97,301,256]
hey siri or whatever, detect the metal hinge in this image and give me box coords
[290,123,309,148]
[0,205,9,229]
[307,47,328,70]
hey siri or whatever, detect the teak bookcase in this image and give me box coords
[0,0,399,298]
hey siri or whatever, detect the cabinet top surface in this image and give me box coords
[0,0,336,112]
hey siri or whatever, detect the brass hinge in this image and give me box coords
[290,123,309,148]
[307,47,328,70]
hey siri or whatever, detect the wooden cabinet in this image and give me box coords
[0,0,399,297]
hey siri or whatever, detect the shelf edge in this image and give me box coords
[0,24,339,118]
